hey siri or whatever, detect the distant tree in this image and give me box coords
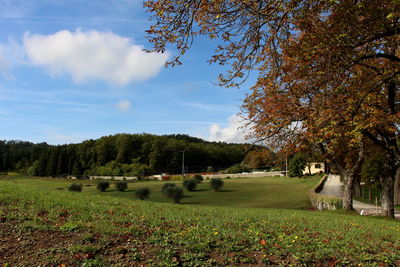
[46,148,59,177]
[56,147,68,176]
[224,164,251,174]
[242,148,272,169]
[71,160,83,177]
[116,134,134,164]
[361,154,385,187]
[288,154,306,177]
[95,137,115,165]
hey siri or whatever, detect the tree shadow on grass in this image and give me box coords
[181,202,200,205]
[218,189,238,192]
[195,189,209,192]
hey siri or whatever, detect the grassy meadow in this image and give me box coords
[0,175,399,266]
[23,176,318,209]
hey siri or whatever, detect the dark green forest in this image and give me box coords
[0,134,250,177]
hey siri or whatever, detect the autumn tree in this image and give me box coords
[242,148,272,169]
[145,0,399,217]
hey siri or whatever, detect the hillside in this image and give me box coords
[0,134,256,177]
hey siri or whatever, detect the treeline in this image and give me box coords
[0,134,250,177]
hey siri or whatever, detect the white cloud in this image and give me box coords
[116,100,131,111]
[208,114,252,143]
[182,102,236,113]
[23,29,169,85]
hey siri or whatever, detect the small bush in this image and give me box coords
[210,178,224,192]
[115,181,128,192]
[161,183,184,203]
[161,183,177,195]
[183,179,198,191]
[169,186,184,203]
[96,181,110,192]
[68,183,82,192]
[192,174,203,183]
[136,187,150,200]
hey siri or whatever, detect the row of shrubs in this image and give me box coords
[68,175,225,204]
[68,181,152,201]
[68,181,129,193]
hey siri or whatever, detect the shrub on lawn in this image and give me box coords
[169,186,184,203]
[192,174,203,183]
[97,181,110,192]
[161,183,177,195]
[136,187,150,200]
[115,181,128,192]
[210,178,224,192]
[161,183,184,203]
[183,179,198,191]
[68,183,82,192]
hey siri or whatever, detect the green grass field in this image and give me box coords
[0,175,399,266]
[69,176,318,209]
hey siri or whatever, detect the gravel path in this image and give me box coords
[319,174,399,219]
[319,174,343,197]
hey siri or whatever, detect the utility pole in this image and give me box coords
[182,148,187,177]
[285,154,288,176]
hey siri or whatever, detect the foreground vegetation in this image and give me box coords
[0,176,399,266]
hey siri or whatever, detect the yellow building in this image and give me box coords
[304,162,325,175]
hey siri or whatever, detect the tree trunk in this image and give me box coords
[342,142,364,210]
[381,158,396,218]
[342,172,354,210]
[381,176,394,217]
[324,161,330,174]
[394,168,400,205]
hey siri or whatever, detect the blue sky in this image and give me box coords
[0,0,251,144]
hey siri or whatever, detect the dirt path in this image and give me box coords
[319,174,343,197]
[319,174,399,219]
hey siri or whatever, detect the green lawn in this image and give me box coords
[0,175,399,266]
[96,176,318,209]
[2,175,319,209]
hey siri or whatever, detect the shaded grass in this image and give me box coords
[0,176,399,266]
